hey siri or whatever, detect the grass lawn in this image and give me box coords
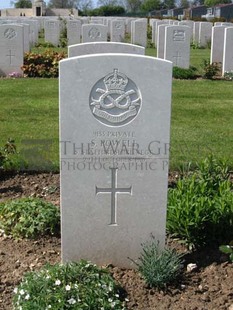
[0,75,232,171]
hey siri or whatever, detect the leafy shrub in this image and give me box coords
[13,260,126,309]
[173,66,198,79]
[134,237,183,289]
[0,198,60,238]
[22,50,66,78]
[167,157,233,249]
[202,60,220,79]
[0,139,17,170]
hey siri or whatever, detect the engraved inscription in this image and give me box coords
[96,167,132,225]
[6,50,15,65]
[90,69,142,127]
[4,28,17,40]
[88,27,101,39]
[173,30,185,41]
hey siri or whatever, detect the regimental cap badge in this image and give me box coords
[90,68,142,127]
[104,69,128,91]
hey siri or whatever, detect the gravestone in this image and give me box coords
[131,19,147,48]
[157,24,167,59]
[164,25,191,68]
[193,21,200,44]
[199,22,212,47]
[110,19,125,42]
[82,24,108,43]
[44,19,60,46]
[68,42,145,58]
[222,27,233,75]
[59,54,172,268]
[210,25,226,64]
[0,24,24,76]
[67,20,81,46]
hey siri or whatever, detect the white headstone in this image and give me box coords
[131,19,147,48]
[110,20,125,42]
[67,20,81,46]
[199,22,212,47]
[82,24,108,43]
[44,19,60,47]
[193,21,200,44]
[59,54,172,268]
[210,25,226,64]
[68,42,145,58]
[164,25,191,68]
[0,24,24,76]
[157,24,167,59]
[222,27,233,75]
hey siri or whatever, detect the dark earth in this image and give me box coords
[0,172,232,310]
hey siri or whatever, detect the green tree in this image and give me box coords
[141,0,160,12]
[125,0,142,12]
[12,0,32,8]
[204,0,231,6]
[180,0,189,8]
[161,0,175,9]
[48,0,78,8]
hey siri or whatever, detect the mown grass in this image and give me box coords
[0,76,232,171]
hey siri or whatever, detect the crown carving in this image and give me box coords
[104,69,128,91]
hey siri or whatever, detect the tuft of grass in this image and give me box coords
[134,237,183,289]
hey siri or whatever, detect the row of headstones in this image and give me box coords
[155,20,233,73]
[44,18,147,48]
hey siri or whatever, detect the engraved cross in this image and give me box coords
[96,167,132,226]
[6,50,15,65]
[173,51,182,66]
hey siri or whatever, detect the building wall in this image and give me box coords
[0,8,78,17]
[1,9,33,17]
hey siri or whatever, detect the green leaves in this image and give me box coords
[135,238,183,289]
[167,157,233,249]
[0,198,60,238]
[219,243,233,262]
[13,260,126,309]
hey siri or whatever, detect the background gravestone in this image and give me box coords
[0,24,24,76]
[82,24,108,43]
[60,54,172,268]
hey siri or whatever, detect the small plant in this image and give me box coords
[22,50,66,78]
[0,198,60,238]
[0,139,17,170]
[8,72,22,78]
[134,237,183,289]
[219,241,233,262]
[173,66,198,79]
[202,60,220,79]
[224,71,233,81]
[13,260,126,309]
[167,156,233,249]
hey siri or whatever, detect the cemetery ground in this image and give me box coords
[0,47,233,309]
[0,172,233,310]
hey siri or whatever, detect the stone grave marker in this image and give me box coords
[210,25,226,64]
[131,19,147,48]
[157,24,167,59]
[222,27,233,75]
[164,25,191,68]
[110,19,125,42]
[82,24,108,43]
[68,42,145,57]
[199,22,212,47]
[67,20,81,46]
[0,24,24,76]
[59,54,172,268]
[44,19,60,47]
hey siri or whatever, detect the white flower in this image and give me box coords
[65,285,71,291]
[13,287,18,294]
[67,298,76,305]
[19,289,25,295]
[25,294,30,300]
[111,301,116,308]
[115,294,119,298]
[108,298,113,302]
[55,279,61,286]
[85,263,90,268]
